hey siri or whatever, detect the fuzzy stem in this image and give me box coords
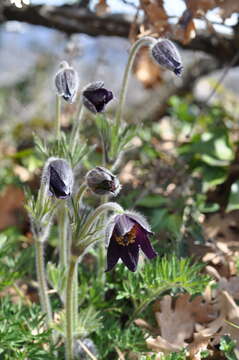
[35,240,53,333]
[65,256,78,360]
[115,36,156,131]
[79,202,124,241]
[97,195,108,287]
[56,95,61,140]
[76,182,88,205]
[72,262,78,333]
[70,105,85,155]
[58,202,68,270]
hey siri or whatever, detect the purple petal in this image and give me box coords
[137,228,157,259]
[105,238,120,272]
[125,211,152,234]
[120,243,139,272]
[105,214,118,247]
[114,214,135,237]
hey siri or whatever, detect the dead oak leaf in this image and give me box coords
[185,0,216,15]
[215,0,239,20]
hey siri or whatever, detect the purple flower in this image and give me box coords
[151,39,183,76]
[105,211,157,272]
[86,166,121,197]
[55,61,79,103]
[82,81,113,113]
[42,158,74,199]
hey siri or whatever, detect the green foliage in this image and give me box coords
[34,133,91,169]
[0,297,57,359]
[115,255,210,321]
[219,335,237,360]
[160,349,187,360]
[0,228,34,291]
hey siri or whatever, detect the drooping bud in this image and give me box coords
[55,61,79,103]
[42,157,74,199]
[86,166,121,196]
[151,39,183,76]
[82,81,113,113]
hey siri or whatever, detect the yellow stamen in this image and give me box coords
[115,225,137,246]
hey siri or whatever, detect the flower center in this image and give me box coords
[115,225,137,246]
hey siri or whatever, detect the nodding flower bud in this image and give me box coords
[42,157,74,199]
[86,166,121,197]
[55,61,79,103]
[82,81,113,113]
[151,39,183,76]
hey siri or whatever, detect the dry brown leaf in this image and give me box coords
[185,0,216,15]
[94,0,110,16]
[215,0,239,20]
[0,185,25,230]
[174,9,196,44]
[140,0,169,34]
[133,46,163,88]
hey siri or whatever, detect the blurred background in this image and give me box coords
[1,1,239,358]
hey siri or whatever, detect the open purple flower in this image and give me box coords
[105,211,157,272]
[82,81,113,113]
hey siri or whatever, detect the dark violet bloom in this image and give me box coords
[151,39,183,76]
[42,158,74,199]
[82,81,113,113]
[55,61,79,103]
[105,211,157,272]
[86,166,121,197]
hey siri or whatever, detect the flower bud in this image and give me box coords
[55,61,79,103]
[151,39,183,76]
[86,166,121,196]
[82,81,113,113]
[42,157,74,199]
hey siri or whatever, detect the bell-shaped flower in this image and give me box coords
[55,61,79,103]
[151,39,183,76]
[82,81,113,113]
[86,166,121,197]
[42,157,74,199]
[105,211,157,272]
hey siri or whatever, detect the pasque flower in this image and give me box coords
[55,61,79,103]
[86,166,121,196]
[42,158,74,199]
[151,39,183,76]
[82,81,113,113]
[105,211,157,272]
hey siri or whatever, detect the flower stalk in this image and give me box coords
[56,95,61,140]
[58,202,69,269]
[70,105,85,155]
[65,255,78,360]
[35,239,53,337]
[115,36,156,132]
[79,202,124,241]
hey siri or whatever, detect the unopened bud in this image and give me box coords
[55,61,79,103]
[42,158,74,199]
[86,166,121,196]
[82,81,113,113]
[151,39,183,76]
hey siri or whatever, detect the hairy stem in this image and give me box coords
[115,36,156,131]
[72,262,78,333]
[35,240,53,332]
[97,195,108,287]
[56,95,61,140]
[65,256,78,360]
[79,202,124,241]
[76,182,88,205]
[58,202,68,270]
[70,105,85,155]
